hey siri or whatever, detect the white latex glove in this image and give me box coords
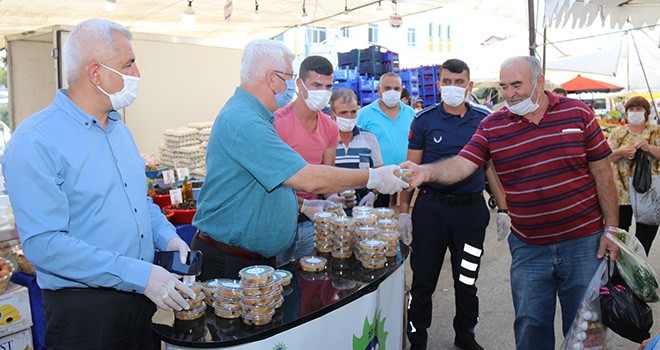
[144,265,195,311]
[358,192,377,207]
[301,199,333,220]
[398,213,413,245]
[496,212,511,242]
[166,237,190,264]
[367,165,410,195]
[326,194,344,204]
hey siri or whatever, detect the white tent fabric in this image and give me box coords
[544,0,660,29]
[546,31,660,92]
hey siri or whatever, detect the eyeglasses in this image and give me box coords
[273,70,297,81]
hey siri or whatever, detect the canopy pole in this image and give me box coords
[629,29,659,118]
[528,0,536,57]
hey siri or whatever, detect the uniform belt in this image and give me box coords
[420,188,483,206]
[197,231,268,261]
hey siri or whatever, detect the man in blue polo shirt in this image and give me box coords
[357,72,415,207]
[399,59,506,350]
[191,40,408,281]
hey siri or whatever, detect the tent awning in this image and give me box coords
[561,75,623,94]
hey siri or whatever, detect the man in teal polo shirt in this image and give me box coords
[191,40,408,280]
[357,72,416,207]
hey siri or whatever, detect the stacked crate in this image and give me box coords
[397,64,443,108]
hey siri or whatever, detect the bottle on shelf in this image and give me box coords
[182,176,194,203]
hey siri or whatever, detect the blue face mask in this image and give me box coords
[275,79,296,109]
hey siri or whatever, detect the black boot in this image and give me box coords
[454,337,484,350]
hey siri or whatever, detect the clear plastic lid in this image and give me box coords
[274,270,293,285]
[313,211,337,223]
[376,218,398,228]
[353,214,378,225]
[216,279,242,293]
[239,265,275,283]
[352,206,375,216]
[300,256,327,270]
[239,307,275,325]
[379,232,399,242]
[359,239,387,252]
[374,207,396,218]
[331,216,354,228]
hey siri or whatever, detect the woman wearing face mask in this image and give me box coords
[608,96,660,255]
[330,89,383,208]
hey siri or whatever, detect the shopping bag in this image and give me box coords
[560,261,612,350]
[606,230,659,302]
[633,149,652,193]
[629,176,660,225]
[600,260,653,343]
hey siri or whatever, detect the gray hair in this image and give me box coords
[501,56,543,85]
[63,19,132,85]
[240,40,294,85]
[330,88,357,109]
[379,72,402,86]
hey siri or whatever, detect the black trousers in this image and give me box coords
[41,288,159,350]
[407,195,490,345]
[619,205,659,255]
[190,232,276,281]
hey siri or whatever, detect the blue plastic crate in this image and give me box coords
[359,76,379,92]
[338,49,360,68]
[333,80,358,92]
[360,91,379,105]
[334,68,358,81]
[359,45,383,63]
[381,51,399,63]
[382,61,399,73]
[359,60,384,77]
[423,94,437,106]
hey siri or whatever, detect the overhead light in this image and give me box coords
[182,0,195,26]
[376,1,383,11]
[252,0,261,21]
[104,0,116,12]
[339,0,349,21]
[301,0,310,24]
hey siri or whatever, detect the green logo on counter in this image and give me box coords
[273,342,287,350]
[352,309,388,350]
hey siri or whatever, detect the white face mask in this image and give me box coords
[96,63,140,110]
[335,116,357,132]
[505,81,539,116]
[441,85,467,107]
[627,111,646,125]
[301,81,332,111]
[381,89,401,108]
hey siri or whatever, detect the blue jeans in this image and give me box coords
[508,232,602,350]
[275,220,315,267]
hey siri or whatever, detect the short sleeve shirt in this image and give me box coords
[356,100,415,166]
[193,88,307,257]
[409,102,491,194]
[335,127,383,169]
[607,124,660,205]
[274,103,340,200]
[459,91,612,244]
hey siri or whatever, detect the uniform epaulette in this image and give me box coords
[415,103,440,119]
[468,101,493,116]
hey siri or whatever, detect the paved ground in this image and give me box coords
[404,201,660,350]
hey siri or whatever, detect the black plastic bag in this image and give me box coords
[600,261,653,343]
[633,149,652,193]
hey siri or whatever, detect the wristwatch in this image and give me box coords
[497,209,509,214]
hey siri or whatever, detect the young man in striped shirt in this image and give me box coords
[402,56,620,350]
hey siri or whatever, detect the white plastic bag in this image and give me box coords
[560,260,612,350]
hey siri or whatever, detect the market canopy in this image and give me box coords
[560,75,624,93]
[543,0,660,29]
[0,0,528,49]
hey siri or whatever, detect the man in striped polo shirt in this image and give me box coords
[402,56,620,350]
[330,88,383,208]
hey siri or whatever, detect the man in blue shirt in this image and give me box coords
[357,72,415,207]
[2,19,194,350]
[191,40,408,281]
[399,59,506,350]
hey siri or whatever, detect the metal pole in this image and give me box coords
[528,0,536,57]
